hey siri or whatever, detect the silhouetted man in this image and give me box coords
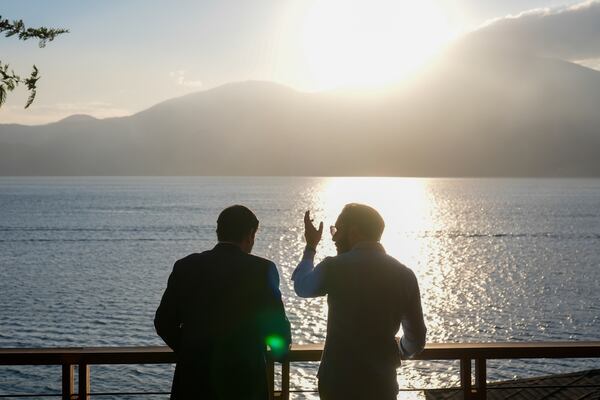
[292,204,426,400]
[155,205,291,400]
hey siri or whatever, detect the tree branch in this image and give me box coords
[0,16,67,109]
[0,16,69,47]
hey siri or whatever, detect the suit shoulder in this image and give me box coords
[245,253,276,270]
[323,253,352,269]
[385,255,418,281]
[173,252,210,271]
[386,255,409,270]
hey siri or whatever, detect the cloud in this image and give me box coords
[466,1,600,61]
[169,70,203,88]
[575,57,600,71]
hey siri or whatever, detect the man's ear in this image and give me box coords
[245,229,257,248]
[348,226,366,244]
[348,226,363,243]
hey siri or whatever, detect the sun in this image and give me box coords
[302,0,453,90]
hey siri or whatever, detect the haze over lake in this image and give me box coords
[1,177,598,398]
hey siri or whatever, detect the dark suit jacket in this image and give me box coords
[155,243,291,400]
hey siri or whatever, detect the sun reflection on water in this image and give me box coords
[311,177,436,255]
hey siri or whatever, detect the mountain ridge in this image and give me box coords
[1,57,599,176]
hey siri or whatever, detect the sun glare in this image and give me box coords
[315,177,439,269]
[302,0,453,90]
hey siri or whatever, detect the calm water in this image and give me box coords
[1,177,599,398]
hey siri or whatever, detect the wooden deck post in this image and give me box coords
[78,363,90,400]
[267,358,275,400]
[460,358,472,399]
[474,358,487,400]
[61,364,74,400]
[281,360,290,400]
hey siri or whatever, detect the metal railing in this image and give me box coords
[1,341,599,400]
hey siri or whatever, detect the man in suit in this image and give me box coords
[292,204,427,400]
[155,205,291,400]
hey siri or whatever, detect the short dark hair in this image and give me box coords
[216,205,259,242]
[338,203,385,241]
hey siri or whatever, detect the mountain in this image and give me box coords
[1,53,600,176]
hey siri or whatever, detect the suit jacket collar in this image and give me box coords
[214,242,243,252]
[352,241,386,253]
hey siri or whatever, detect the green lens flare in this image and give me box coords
[266,335,286,355]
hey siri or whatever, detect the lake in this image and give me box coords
[1,177,599,398]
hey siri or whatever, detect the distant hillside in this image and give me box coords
[2,49,600,176]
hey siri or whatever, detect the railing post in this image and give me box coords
[281,359,290,400]
[267,357,275,400]
[78,363,90,400]
[460,358,472,399]
[61,364,74,400]
[474,358,487,400]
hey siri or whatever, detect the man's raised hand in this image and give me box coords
[304,210,323,250]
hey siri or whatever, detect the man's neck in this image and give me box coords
[352,241,385,252]
[218,241,252,254]
[218,241,240,247]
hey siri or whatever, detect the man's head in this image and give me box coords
[332,203,384,254]
[216,205,259,253]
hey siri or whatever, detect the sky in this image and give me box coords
[0,0,588,124]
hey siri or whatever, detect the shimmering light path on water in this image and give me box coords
[0,177,599,399]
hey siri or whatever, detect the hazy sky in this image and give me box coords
[0,0,586,124]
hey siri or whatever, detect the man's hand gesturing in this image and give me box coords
[304,210,323,251]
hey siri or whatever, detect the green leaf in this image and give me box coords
[6,78,16,91]
[25,65,40,90]
[0,85,6,107]
[24,88,36,109]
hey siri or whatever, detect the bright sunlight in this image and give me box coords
[302,0,454,90]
